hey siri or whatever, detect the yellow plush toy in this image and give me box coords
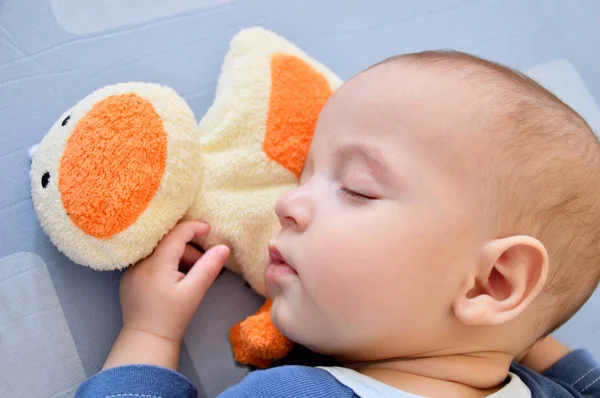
[29,27,342,368]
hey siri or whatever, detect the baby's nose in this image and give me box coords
[274,187,312,231]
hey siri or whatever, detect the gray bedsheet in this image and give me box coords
[1,1,599,397]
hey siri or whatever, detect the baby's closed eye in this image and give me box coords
[338,187,377,203]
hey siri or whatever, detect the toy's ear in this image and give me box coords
[194,27,342,296]
[31,83,200,270]
[198,26,342,178]
[264,52,335,177]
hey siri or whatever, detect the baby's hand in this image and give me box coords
[120,221,230,344]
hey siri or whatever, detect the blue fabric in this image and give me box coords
[219,365,358,397]
[75,365,197,398]
[77,350,599,398]
[510,349,600,397]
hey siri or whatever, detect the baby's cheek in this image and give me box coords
[318,224,407,308]
[307,235,376,318]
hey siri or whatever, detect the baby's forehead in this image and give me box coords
[314,76,489,196]
[337,59,501,128]
[324,60,500,158]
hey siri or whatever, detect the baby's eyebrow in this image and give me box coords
[338,143,394,182]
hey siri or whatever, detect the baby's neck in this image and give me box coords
[349,351,513,398]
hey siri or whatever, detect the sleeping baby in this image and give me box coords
[77,51,600,397]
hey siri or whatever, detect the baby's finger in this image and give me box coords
[181,245,229,296]
[154,221,209,265]
[181,244,203,268]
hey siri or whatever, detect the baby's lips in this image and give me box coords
[59,93,168,239]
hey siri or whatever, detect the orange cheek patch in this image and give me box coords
[59,93,167,239]
[264,54,333,178]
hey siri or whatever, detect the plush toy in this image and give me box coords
[29,27,342,368]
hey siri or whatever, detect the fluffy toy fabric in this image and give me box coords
[30,27,342,367]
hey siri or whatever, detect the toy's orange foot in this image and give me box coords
[229,300,294,368]
[229,322,272,369]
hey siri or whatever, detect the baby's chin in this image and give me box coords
[270,295,295,336]
[271,295,314,347]
[271,296,349,358]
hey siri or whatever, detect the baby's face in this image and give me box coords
[266,64,485,361]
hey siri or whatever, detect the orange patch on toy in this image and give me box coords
[229,299,294,368]
[264,54,333,178]
[59,93,167,239]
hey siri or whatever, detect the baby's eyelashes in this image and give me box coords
[338,187,377,203]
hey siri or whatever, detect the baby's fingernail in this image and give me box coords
[218,246,229,257]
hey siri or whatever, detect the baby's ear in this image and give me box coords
[453,236,549,326]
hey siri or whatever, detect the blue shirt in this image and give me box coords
[76,349,600,397]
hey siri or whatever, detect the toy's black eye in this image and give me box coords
[42,172,50,188]
[61,115,71,126]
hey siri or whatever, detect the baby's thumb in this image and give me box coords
[182,245,229,296]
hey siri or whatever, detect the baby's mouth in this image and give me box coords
[267,245,298,278]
